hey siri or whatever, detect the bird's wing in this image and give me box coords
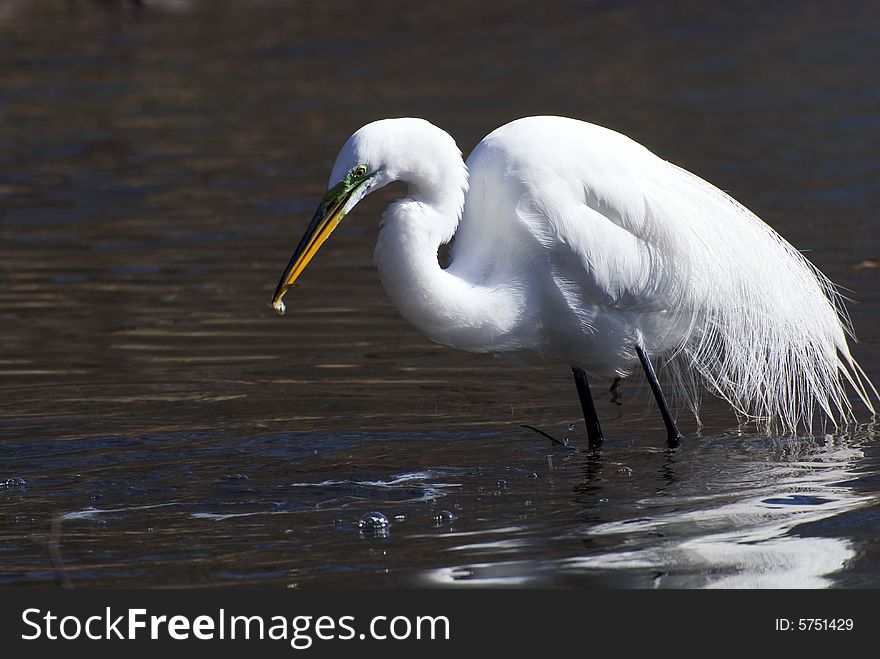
[460,116,677,316]
[514,178,672,314]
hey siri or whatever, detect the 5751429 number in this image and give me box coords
[775,619,854,631]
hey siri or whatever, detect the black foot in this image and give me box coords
[609,377,622,405]
[520,425,575,449]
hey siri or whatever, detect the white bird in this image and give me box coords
[271,116,876,446]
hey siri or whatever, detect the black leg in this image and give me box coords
[571,367,606,448]
[635,345,683,448]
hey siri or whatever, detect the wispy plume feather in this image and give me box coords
[648,162,876,433]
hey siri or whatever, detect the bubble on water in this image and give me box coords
[451,567,474,580]
[599,497,609,503]
[357,511,390,530]
[393,514,406,522]
[617,466,633,476]
[0,477,27,489]
[223,474,249,481]
[433,510,455,525]
[496,479,509,490]
[567,424,575,432]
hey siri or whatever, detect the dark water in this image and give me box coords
[1,0,879,588]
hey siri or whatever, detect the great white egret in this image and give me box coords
[271,116,876,447]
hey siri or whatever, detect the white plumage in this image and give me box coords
[273,116,876,434]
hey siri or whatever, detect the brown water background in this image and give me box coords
[1,0,879,587]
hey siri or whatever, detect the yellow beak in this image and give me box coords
[271,181,353,315]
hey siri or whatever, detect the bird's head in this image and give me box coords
[271,118,461,314]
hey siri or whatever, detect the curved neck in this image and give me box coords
[374,184,522,353]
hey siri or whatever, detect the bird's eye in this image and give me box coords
[353,165,368,177]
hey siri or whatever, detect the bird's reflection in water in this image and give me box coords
[422,429,877,588]
[573,433,875,588]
